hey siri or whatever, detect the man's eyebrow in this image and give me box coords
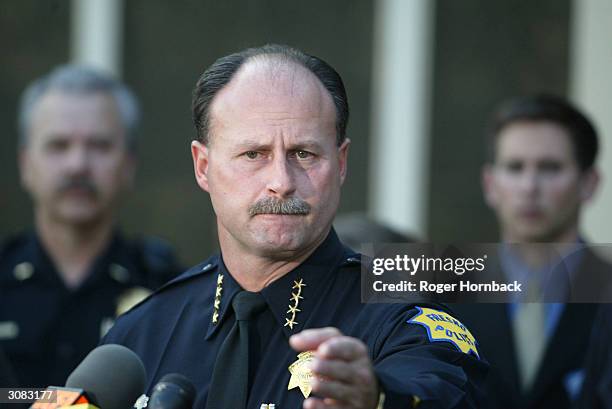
[232,140,272,151]
[232,139,324,150]
[287,139,323,149]
[44,133,69,141]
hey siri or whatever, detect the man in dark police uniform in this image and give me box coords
[0,65,180,389]
[103,44,487,409]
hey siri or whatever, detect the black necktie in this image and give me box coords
[206,291,267,409]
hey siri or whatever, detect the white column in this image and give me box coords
[70,0,124,77]
[570,0,612,242]
[369,0,435,238]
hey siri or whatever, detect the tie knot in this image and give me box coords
[232,291,267,321]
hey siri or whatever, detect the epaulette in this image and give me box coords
[118,256,219,315]
[159,257,218,290]
[338,248,364,269]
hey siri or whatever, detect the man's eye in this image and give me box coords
[295,150,312,159]
[503,161,523,173]
[539,161,562,173]
[46,140,69,152]
[245,151,259,159]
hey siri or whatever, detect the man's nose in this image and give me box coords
[517,168,539,195]
[64,145,90,174]
[265,155,297,198]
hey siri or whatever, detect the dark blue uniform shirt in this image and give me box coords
[0,230,180,389]
[103,230,487,408]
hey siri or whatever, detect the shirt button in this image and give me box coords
[13,262,34,281]
[110,264,130,283]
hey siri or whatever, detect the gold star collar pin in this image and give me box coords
[284,278,306,330]
[212,274,224,324]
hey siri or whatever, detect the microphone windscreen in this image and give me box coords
[158,373,196,396]
[150,373,196,409]
[66,344,146,409]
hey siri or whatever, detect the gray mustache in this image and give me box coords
[56,177,98,197]
[249,197,310,216]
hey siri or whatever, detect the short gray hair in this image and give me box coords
[18,65,140,151]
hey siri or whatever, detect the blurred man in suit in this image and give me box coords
[454,94,609,409]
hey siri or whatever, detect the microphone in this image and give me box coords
[66,344,146,409]
[148,373,196,409]
[30,344,146,409]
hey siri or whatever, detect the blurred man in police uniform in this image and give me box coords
[103,44,487,409]
[0,66,181,388]
[454,95,608,409]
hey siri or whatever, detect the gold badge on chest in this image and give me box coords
[287,351,315,398]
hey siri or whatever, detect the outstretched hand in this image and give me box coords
[290,327,380,409]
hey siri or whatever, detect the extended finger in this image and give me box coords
[290,327,343,352]
[311,358,356,384]
[311,377,355,403]
[318,336,369,361]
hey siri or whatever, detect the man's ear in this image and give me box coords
[191,140,210,192]
[579,167,600,203]
[481,163,498,208]
[338,138,351,185]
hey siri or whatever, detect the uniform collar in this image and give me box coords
[262,229,346,338]
[11,229,138,290]
[204,257,244,339]
[98,232,141,287]
[205,229,347,340]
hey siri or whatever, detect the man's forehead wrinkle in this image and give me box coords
[210,102,324,133]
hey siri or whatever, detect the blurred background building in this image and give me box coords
[1,0,611,264]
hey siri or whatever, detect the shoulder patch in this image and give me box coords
[408,306,479,359]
